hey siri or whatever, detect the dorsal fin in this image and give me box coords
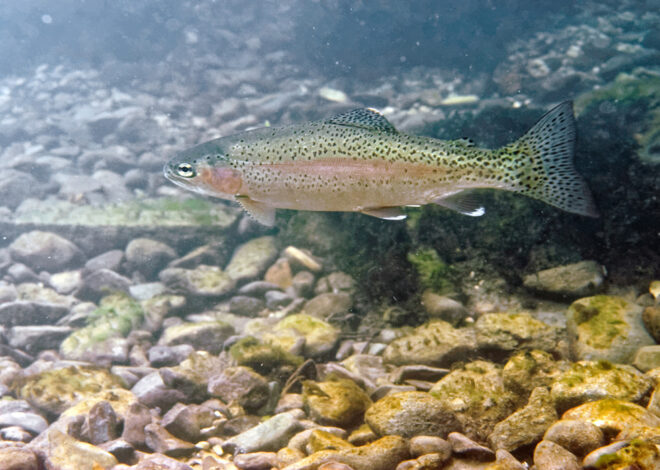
[325,108,397,134]
[455,137,476,147]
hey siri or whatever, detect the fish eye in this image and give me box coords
[176,163,195,178]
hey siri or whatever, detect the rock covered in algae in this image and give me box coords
[266,313,340,358]
[566,295,655,363]
[502,349,567,398]
[562,399,660,435]
[158,321,234,354]
[429,360,518,442]
[550,360,654,412]
[382,320,476,367]
[59,293,144,362]
[523,260,605,298]
[280,435,409,470]
[225,236,278,282]
[159,264,236,299]
[583,439,660,470]
[365,391,460,439]
[488,386,558,452]
[45,429,118,470]
[1,197,238,255]
[475,312,566,357]
[302,378,372,428]
[15,365,126,416]
[229,336,304,376]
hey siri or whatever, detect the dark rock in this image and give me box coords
[9,230,84,272]
[6,263,40,283]
[99,438,135,463]
[0,344,34,367]
[229,295,266,317]
[221,415,262,436]
[131,371,187,411]
[83,400,119,445]
[448,432,495,461]
[8,325,73,354]
[148,344,194,368]
[144,423,196,457]
[389,365,450,384]
[291,271,315,298]
[125,238,177,279]
[121,402,154,449]
[76,268,132,301]
[208,366,270,412]
[84,250,125,273]
[161,403,216,442]
[0,169,41,209]
[0,301,69,326]
[265,290,293,310]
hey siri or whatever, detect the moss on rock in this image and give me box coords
[15,365,126,416]
[303,378,371,428]
[60,293,143,361]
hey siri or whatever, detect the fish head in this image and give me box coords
[163,140,244,200]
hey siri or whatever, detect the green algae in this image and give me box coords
[10,197,236,227]
[14,365,126,416]
[407,247,454,293]
[575,70,660,116]
[60,293,144,359]
[593,438,660,469]
[229,336,303,375]
[569,296,629,349]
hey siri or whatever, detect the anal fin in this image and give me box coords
[361,207,407,220]
[235,196,276,226]
[433,191,485,217]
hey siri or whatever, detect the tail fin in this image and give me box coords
[508,101,598,217]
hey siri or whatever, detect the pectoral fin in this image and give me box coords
[235,196,276,226]
[361,207,407,220]
[433,191,485,217]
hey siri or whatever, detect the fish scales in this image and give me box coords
[164,104,597,225]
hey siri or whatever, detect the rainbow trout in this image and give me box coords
[164,102,597,225]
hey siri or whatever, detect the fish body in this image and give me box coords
[164,103,597,225]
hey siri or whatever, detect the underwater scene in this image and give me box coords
[0,1,659,469]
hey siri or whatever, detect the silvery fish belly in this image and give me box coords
[164,104,597,226]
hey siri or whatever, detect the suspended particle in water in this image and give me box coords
[41,14,52,24]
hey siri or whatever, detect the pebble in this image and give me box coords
[0,446,40,470]
[542,419,605,457]
[523,260,605,298]
[145,422,196,457]
[449,431,495,460]
[532,440,580,470]
[365,391,460,439]
[222,412,301,454]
